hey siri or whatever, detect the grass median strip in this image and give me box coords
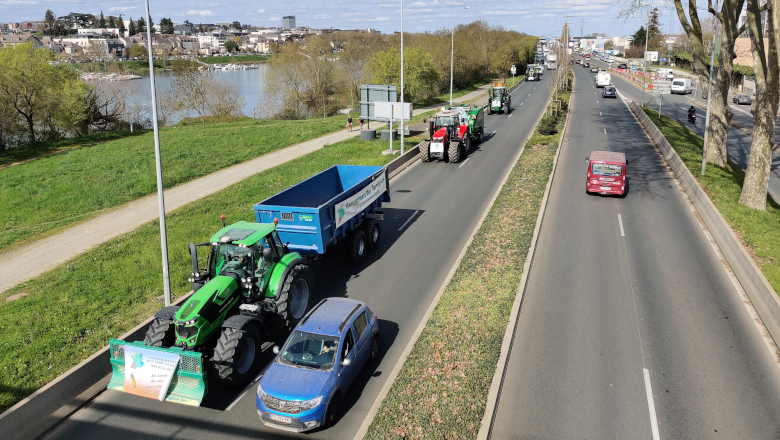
[0,115,347,253]
[642,109,780,294]
[365,86,569,440]
[0,134,423,413]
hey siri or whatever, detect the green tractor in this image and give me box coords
[488,86,511,114]
[108,219,312,405]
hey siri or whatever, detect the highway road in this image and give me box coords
[590,58,780,202]
[490,63,780,438]
[42,78,551,440]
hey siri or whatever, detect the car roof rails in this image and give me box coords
[338,304,362,333]
[298,298,328,327]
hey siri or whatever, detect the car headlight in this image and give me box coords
[257,384,267,401]
[300,395,323,410]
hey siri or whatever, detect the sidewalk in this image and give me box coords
[0,84,496,295]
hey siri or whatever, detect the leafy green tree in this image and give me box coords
[0,43,89,143]
[108,16,116,28]
[128,17,136,36]
[43,9,56,36]
[99,11,106,28]
[367,46,440,103]
[136,17,146,34]
[128,43,147,59]
[118,15,126,34]
[232,21,241,29]
[224,39,238,52]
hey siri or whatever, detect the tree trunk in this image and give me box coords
[703,65,732,167]
[26,115,36,144]
[738,86,776,209]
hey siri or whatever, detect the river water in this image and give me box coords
[120,64,272,123]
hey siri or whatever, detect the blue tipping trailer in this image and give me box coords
[253,165,389,264]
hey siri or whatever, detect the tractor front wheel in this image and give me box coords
[420,141,431,162]
[213,326,261,387]
[447,140,462,163]
[277,264,313,327]
[143,318,176,348]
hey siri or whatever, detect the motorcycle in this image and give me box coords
[688,113,696,124]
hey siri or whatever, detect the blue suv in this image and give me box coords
[256,297,380,432]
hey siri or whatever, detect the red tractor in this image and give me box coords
[419,109,474,163]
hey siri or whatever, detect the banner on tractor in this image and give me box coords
[123,345,180,401]
[335,174,387,228]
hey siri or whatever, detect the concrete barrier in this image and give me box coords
[628,99,780,345]
[0,142,426,440]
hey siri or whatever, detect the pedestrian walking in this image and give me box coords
[347,116,353,132]
[359,118,364,130]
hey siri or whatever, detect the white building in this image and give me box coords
[283,16,296,29]
[198,32,228,49]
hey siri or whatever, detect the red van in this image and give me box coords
[585,151,627,196]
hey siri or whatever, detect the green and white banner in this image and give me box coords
[335,174,387,228]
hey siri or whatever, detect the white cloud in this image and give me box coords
[269,16,282,21]
[257,8,264,13]
[186,9,214,16]
[0,0,37,4]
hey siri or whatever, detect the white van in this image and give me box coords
[657,69,675,81]
[596,70,611,88]
[671,78,694,94]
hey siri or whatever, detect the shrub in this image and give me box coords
[537,114,559,135]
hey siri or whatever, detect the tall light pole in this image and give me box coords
[400,0,404,155]
[641,1,651,107]
[450,6,469,107]
[144,0,172,306]
[701,0,720,176]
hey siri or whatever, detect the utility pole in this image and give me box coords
[701,0,720,176]
[400,0,404,155]
[641,4,650,107]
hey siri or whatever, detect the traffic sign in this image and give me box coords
[511,65,516,75]
[631,66,637,71]
[655,96,666,105]
[652,79,672,95]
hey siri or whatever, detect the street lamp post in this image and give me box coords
[701,0,720,176]
[450,6,470,107]
[144,0,172,306]
[641,2,651,107]
[400,0,404,155]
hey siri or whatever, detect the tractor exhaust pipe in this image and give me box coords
[189,242,204,292]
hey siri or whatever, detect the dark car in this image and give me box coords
[617,63,628,69]
[256,298,380,432]
[733,94,752,105]
[602,85,617,98]
[583,62,590,68]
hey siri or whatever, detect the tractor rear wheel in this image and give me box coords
[213,325,261,387]
[447,140,462,163]
[277,264,312,327]
[345,229,368,264]
[463,134,471,156]
[143,318,175,348]
[361,219,381,250]
[420,141,431,162]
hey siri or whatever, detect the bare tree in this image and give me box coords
[164,61,245,124]
[738,0,779,209]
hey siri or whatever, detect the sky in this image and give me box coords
[0,0,683,38]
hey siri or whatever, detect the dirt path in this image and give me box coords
[0,85,494,295]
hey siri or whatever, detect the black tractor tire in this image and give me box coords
[447,140,462,163]
[324,392,342,428]
[361,219,381,251]
[507,102,512,114]
[143,318,176,348]
[463,133,471,156]
[212,325,261,387]
[420,141,431,162]
[345,229,368,264]
[478,127,484,144]
[276,264,313,327]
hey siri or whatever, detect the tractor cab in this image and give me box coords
[488,85,511,115]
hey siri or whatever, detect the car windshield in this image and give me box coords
[605,87,615,92]
[592,163,623,176]
[278,331,340,371]
[493,89,504,99]
[673,81,684,86]
[213,243,254,277]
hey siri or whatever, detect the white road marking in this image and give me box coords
[604,128,607,134]
[508,114,512,118]
[529,93,531,96]
[492,130,496,135]
[459,158,470,168]
[600,111,602,116]
[618,214,625,236]
[644,368,661,440]
[398,210,419,231]
[596,100,599,104]
[520,102,523,105]
[226,370,265,411]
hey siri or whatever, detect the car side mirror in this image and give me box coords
[340,358,352,367]
[263,247,273,263]
[272,346,280,354]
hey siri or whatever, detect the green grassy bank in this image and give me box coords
[366,81,570,439]
[0,116,346,253]
[0,133,422,413]
[642,108,780,293]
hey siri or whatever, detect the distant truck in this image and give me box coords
[546,54,558,70]
[596,70,611,88]
[255,165,390,264]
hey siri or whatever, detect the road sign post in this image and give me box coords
[653,80,671,118]
[511,64,516,85]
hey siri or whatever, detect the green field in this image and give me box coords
[642,108,780,294]
[0,133,421,413]
[0,116,347,253]
[366,80,569,439]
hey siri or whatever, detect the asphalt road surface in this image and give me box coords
[590,58,780,203]
[490,64,780,439]
[42,78,551,440]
